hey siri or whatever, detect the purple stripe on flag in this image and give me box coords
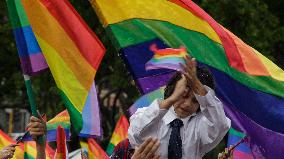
[22,129,70,141]
[137,72,174,94]
[224,103,284,159]
[79,82,102,138]
[20,53,48,75]
[145,62,184,72]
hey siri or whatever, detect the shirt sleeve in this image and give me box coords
[128,99,168,148]
[195,86,231,155]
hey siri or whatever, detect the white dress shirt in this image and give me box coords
[128,86,231,159]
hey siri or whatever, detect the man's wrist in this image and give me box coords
[192,81,207,96]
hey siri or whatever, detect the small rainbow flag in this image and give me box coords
[23,110,71,142]
[54,126,68,159]
[145,44,187,71]
[46,110,70,141]
[0,129,24,159]
[87,138,109,159]
[24,141,54,159]
[227,128,253,159]
[19,0,105,137]
[128,87,164,115]
[6,0,48,75]
[106,115,129,156]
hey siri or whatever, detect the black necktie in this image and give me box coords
[168,118,184,159]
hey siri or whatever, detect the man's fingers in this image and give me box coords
[145,140,159,158]
[140,139,156,156]
[137,138,152,153]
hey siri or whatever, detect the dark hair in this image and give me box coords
[164,67,214,99]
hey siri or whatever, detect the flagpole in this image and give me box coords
[23,74,44,143]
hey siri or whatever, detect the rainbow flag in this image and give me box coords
[145,44,187,71]
[128,87,164,115]
[6,0,48,75]
[106,115,129,156]
[87,138,109,159]
[91,0,284,158]
[0,129,24,159]
[227,128,253,159]
[46,110,70,141]
[54,126,68,159]
[20,0,105,137]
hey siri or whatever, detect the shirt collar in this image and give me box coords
[163,106,197,125]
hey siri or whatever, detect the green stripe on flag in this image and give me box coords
[59,90,83,134]
[106,143,115,156]
[6,0,30,28]
[229,128,246,138]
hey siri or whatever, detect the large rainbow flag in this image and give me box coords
[90,0,284,158]
[0,129,24,159]
[106,115,129,156]
[87,138,109,159]
[17,0,105,137]
[227,128,253,159]
[6,0,48,75]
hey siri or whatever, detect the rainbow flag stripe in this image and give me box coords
[227,128,253,159]
[87,138,109,159]
[24,141,54,159]
[20,0,105,137]
[91,0,284,158]
[106,115,129,156]
[145,45,187,71]
[54,126,68,159]
[0,129,24,159]
[6,0,48,75]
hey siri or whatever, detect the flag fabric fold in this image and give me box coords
[106,115,129,156]
[6,0,48,75]
[54,126,68,159]
[90,0,284,158]
[87,138,109,159]
[20,0,105,137]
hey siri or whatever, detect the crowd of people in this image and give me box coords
[0,56,234,159]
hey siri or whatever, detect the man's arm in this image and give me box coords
[27,116,47,159]
[196,87,231,155]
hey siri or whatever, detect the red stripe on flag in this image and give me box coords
[39,0,105,70]
[170,0,246,72]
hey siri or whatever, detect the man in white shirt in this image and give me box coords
[128,56,231,159]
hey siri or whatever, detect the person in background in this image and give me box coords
[128,56,231,159]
